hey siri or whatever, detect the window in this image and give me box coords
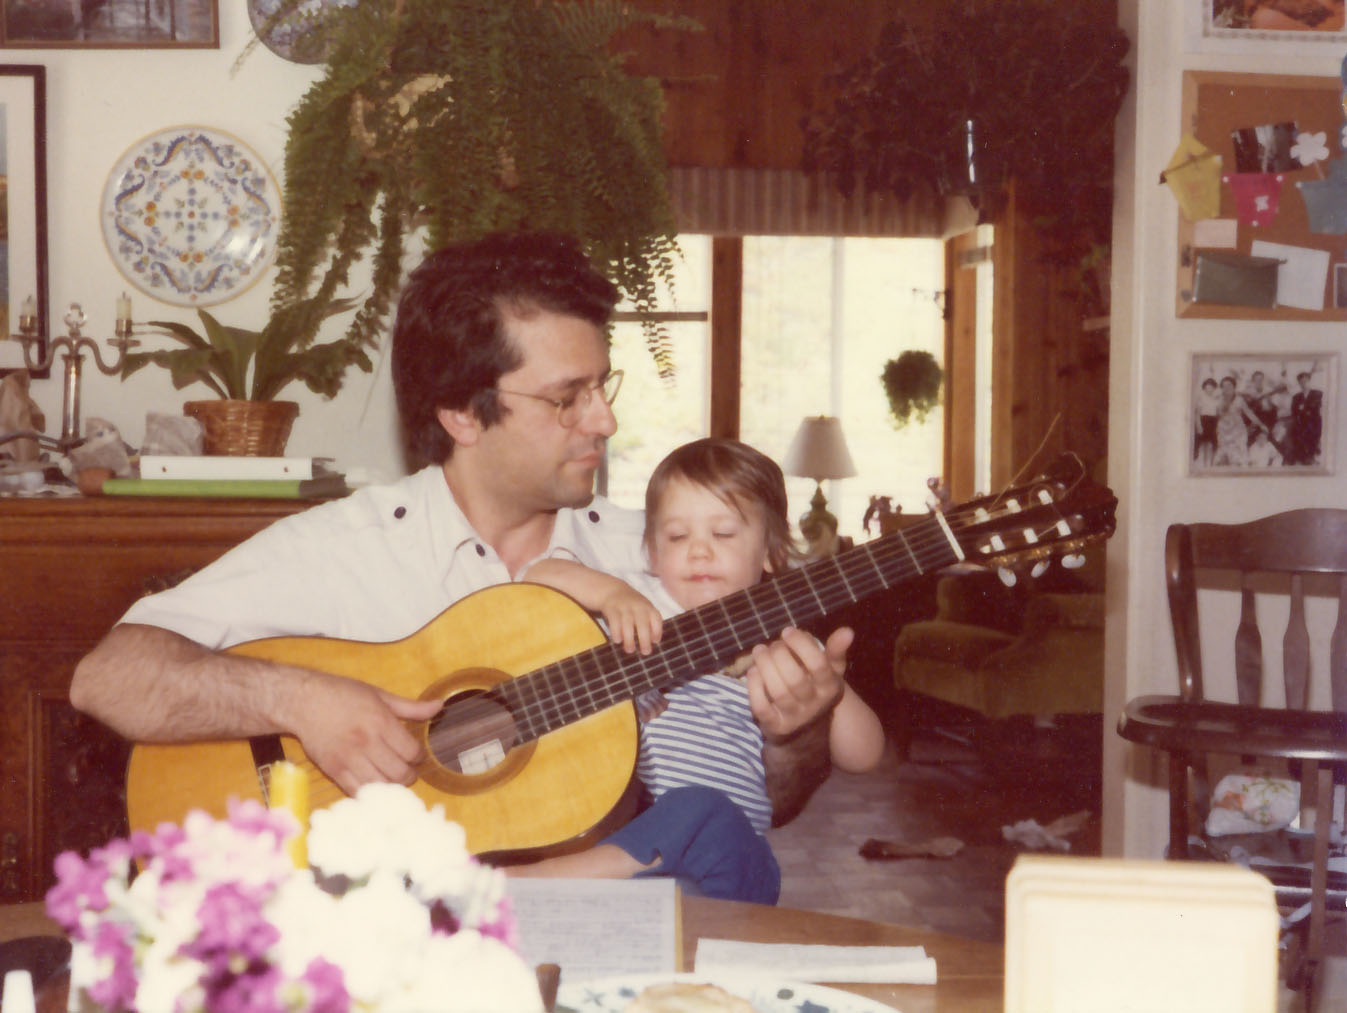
[607,234,944,544]
[606,236,711,509]
[740,237,944,539]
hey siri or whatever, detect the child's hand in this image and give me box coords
[598,588,664,654]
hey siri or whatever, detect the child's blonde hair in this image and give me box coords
[644,438,801,575]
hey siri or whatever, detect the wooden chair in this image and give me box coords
[1118,509,1347,994]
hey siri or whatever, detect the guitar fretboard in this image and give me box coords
[492,516,961,743]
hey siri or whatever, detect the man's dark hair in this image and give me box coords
[392,232,619,466]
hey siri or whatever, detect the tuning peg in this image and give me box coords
[1031,560,1050,579]
[1062,553,1086,569]
[998,567,1017,587]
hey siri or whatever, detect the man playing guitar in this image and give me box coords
[71,232,852,896]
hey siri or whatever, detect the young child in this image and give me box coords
[508,438,885,900]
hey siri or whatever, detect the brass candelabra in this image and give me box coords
[8,301,138,451]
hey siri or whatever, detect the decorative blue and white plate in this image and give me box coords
[100,126,280,308]
[248,0,356,64]
[556,974,902,1013]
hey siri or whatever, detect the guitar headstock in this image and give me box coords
[944,455,1117,573]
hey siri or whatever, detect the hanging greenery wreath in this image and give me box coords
[882,350,944,429]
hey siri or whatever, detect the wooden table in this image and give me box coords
[682,897,1002,1012]
[3,898,1004,1012]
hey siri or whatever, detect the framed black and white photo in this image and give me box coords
[0,64,46,377]
[2,0,218,48]
[1189,352,1336,475]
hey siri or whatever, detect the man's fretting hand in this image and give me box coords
[288,671,443,797]
[744,625,853,741]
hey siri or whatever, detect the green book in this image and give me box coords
[101,475,350,499]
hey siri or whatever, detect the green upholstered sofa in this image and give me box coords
[891,560,1105,738]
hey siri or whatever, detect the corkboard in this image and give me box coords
[1177,71,1347,320]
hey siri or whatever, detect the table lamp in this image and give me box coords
[782,415,857,552]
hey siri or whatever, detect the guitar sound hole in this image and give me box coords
[427,690,520,775]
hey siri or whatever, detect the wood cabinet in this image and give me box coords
[0,496,313,903]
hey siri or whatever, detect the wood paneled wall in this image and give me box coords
[623,1,1117,486]
[622,1,929,169]
[991,187,1111,489]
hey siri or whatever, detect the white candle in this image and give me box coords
[19,295,35,320]
[115,292,132,324]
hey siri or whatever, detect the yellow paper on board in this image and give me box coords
[1164,134,1223,221]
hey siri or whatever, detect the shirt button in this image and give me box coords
[394,506,407,519]
[588,510,600,522]
[475,543,486,557]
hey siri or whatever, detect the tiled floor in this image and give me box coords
[765,725,1102,943]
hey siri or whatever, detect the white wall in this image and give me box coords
[1106,0,1347,858]
[21,3,407,481]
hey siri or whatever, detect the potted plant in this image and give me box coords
[120,295,361,455]
[881,350,944,429]
[266,0,691,377]
[801,0,1129,245]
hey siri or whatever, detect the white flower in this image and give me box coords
[309,782,470,887]
[320,870,437,1005]
[393,931,543,1013]
[1293,130,1330,166]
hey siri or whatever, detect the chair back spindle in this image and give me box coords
[1235,581,1261,707]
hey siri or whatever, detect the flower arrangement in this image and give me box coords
[45,784,541,1012]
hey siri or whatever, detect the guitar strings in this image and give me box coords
[429,519,964,746]
[416,484,1080,765]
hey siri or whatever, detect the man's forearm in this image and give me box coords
[762,709,833,828]
[70,623,296,743]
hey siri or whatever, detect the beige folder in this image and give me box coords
[1005,855,1279,1013]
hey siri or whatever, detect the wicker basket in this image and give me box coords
[183,400,300,457]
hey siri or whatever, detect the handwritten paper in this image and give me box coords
[694,939,938,984]
[505,878,679,983]
[1250,240,1330,310]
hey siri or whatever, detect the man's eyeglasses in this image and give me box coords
[494,370,624,428]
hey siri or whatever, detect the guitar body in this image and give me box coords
[126,456,1119,860]
[125,584,638,857]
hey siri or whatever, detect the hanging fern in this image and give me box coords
[882,350,944,429]
[272,0,696,380]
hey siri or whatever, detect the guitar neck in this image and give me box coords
[499,516,960,742]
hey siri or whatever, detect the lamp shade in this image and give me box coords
[782,415,858,481]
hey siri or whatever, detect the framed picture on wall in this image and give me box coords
[1,0,218,48]
[1187,2,1347,52]
[1189,352,1336,476]
[0,64,47,378]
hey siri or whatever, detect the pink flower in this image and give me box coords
[186,882,280,970]
[45,850,111,932]
[226,797,293,848]
[302,957,350,1013]
[85,920,137,1010]
[202,963,285,1013]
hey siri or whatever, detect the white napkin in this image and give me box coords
[693,939,938,984]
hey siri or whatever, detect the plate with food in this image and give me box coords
[555,974,900,1013]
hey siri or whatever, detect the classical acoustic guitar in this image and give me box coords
[125,455,1117,858]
